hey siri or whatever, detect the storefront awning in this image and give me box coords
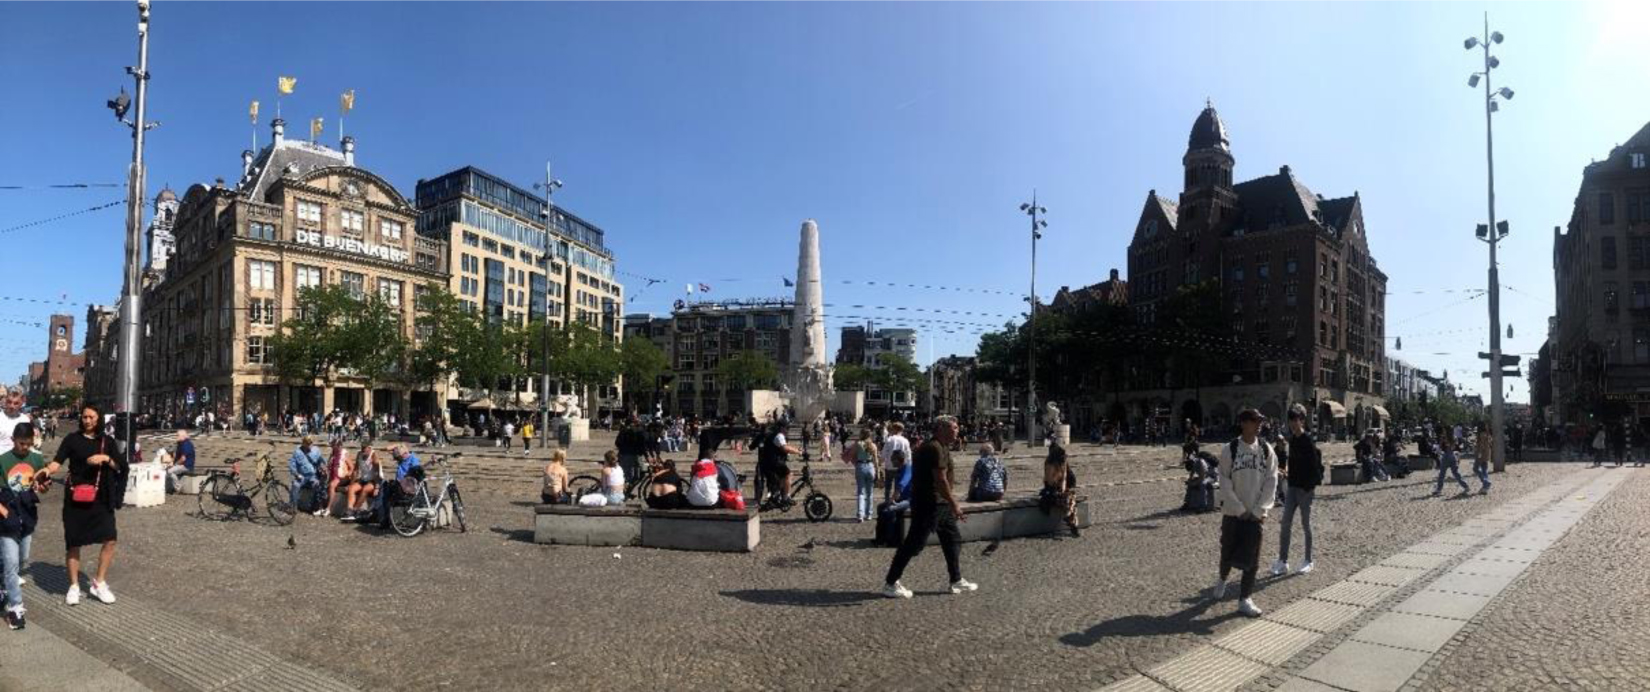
[1371,405,1391,419]
[1321,401,1348,418]
[466,398,496,410]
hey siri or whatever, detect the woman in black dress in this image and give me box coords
[38,404,125,606]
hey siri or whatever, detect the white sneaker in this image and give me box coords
[882,581,914,599]
[64,584,80,606]
[1297,561,1315,574]
[1238,598,1263,617]
[88,580,115,605]
[1271,559,1289,576]
[1211,576,1228,600]
[949,579,979,594]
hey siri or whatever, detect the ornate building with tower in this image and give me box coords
[26,315,87,404]
[1113,104,1389,435]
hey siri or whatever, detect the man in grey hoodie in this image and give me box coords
[1213,408,1280,617]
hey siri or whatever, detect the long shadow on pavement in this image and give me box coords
[1059,595,1244,647]
[490,526,536,544]
[720,588,881,608]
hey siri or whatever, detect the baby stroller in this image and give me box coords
[1181,451,1218,513]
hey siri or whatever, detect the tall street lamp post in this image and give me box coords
[1465,14,1515,473]
[112,0,160,456]
[535,163,563,438]
[1020,194,1047,446]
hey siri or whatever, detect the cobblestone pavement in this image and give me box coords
[1417,467,1650,692]
[11,429,1589,692]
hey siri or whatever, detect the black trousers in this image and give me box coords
[884,503,962,585]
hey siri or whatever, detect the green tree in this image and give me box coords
[718,350,780,392]
[408,287,478,391]
[40,386,82,411]
[546,321,623,398]
[832,362,873,391]
[619,336,669,401]
[875,352,923,395]
[268,285,407,399]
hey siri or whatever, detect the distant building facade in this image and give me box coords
[1550,120,1650,426]
[929,356,1012,421]
[667,299,794,419]
[836,322,918,416]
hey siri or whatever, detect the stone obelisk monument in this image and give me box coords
[787,219,834,422]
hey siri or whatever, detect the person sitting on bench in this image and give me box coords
[1355,431,1389,482]
[644,460,688,510]
[967,443,1006,502]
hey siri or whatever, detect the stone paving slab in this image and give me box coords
[1392,589,1493,621]
[1349,611,1468,652]
[1378,551,1452,571]
[1096,674,1174,692]
[1310,580,1397,608]
[1403,539,1474,557]
[1150,645,1270,692]
[1452,556,1530,579]
[1273,676,1344,692]
[0,619,150,692]
[1427,568,1519,597]
[1299,640,1433,692]
[1212,619,1320,666]
[1265,599,1364,634]
[1471,545,1538,563]
[1346,564,1424,588]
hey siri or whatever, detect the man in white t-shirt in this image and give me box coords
[0,390,31,455]
[879,422,912,503]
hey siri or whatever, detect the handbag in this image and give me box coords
[70,439,104,504]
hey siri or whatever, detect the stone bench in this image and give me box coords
[1329,464,1361,485]
[911,494,1092,544]
[174,472,211,495]
[533,504,758,552]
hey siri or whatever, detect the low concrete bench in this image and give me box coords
[533,504,759,551]
[914,494,1092,544]
[1329,464,1361,485]
[174,472,211,495]
[640,507,759,552]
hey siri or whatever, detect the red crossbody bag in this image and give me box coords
[69,439,104,504]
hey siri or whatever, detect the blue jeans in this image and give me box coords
[1,534,31,610]
[854,462,877,520]
[1434,453,1469,494]
[291,476,316,509]
[1473,458,1492,491]
[1277,487,1314,564]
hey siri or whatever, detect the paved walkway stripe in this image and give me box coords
[23,568,359,692]
[1100,468,1624,692]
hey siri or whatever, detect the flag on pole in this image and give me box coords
[310,116,324,141]
[249,100,259,124]
[782,277,794,287]
[685,283,695,294]
[698,283,711,293]
[340,89,355,113]
[277,76,297,94]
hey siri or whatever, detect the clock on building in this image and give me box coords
[55,338,67,352]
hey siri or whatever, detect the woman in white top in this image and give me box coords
[601,450,626,505]
[347,442,380,516]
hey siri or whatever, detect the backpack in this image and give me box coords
[714,460,742,494]
[1227,438,1277,471]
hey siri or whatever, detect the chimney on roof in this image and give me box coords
[1110,268,1120,282]
[214,177,225,188]
[241,150,254,179]
[341,135,356,166]
[271,118,285,147]
[1280,165,1291,176]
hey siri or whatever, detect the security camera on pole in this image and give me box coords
[1464,13,1516,473]
[111,0,161,459]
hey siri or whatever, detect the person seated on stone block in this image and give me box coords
[644,460,688,510]
[600,451,626,506]
[541,449,571,505]
[1039,444,1080,537]
[1355,431,1389,482]
[165,430,195,494]
[686,457,720,509]
[966,443,1006,503]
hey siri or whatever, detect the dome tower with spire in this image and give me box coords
[1178,100,1238,230]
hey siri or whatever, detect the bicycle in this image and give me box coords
[196,444,295,526]
[568,458,683,503]
[758,459,832,522]
[387,453,468,537]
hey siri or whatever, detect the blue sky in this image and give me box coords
[2,1,1646,403]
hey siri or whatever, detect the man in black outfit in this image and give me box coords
[881,415,976,599]
[614,418,649,485]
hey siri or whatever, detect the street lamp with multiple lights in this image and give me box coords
[1020,194,1047,446]
[112,0,159,458]
[1465,14,1514,473]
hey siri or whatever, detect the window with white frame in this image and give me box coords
[341,271,366,299]
[379,279,402,307]
[341,209,365,234]
[380,219,403,240]
[297,201,323,225]
[294,265,323,290]
[247,336,267,364]
[249,297,276,326]
[248,260,276,291]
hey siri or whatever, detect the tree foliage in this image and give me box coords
[833,362,873,391]
[718,350,780,392]
[874,352,923,395]
[268,285,407,388]
[619,337,669,396]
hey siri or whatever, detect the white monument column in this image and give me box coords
[788,219,834,421]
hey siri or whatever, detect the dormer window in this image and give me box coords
[1633,152,1647,169]
[1143,220,1158,237]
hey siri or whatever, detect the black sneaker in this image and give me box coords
[6,609,24,630]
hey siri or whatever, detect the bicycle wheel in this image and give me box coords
[263,481,295,526]
[803,492,833,522]
[390,493,427,537]
[448,487,468,533]
[197,475,231,520]
[567,474,601,500]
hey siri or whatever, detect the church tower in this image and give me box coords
[1179,102,1237,227]
[146,186,178,274]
